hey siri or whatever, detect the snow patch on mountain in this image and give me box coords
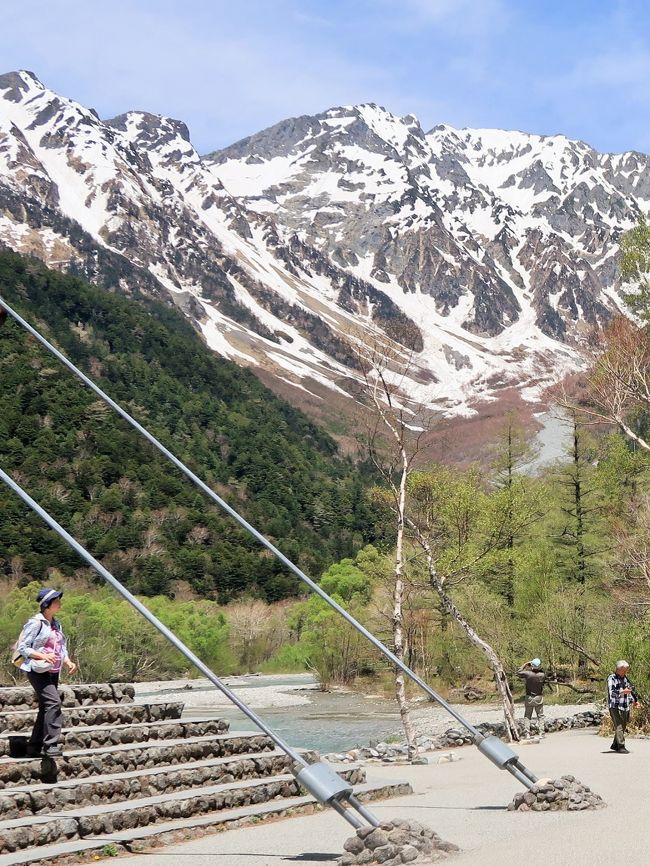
[1,74,645,419]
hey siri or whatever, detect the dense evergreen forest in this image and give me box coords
[0,250,378,600]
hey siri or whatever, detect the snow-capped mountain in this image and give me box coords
[1,72,647,421]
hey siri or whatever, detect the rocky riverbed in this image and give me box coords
[324,709,603,764]
[134,675,601,758]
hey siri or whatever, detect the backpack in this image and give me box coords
[11,618,44,668]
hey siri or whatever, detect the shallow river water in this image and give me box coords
[136,674,596,755]
[138,674,403,753]
[199,691,403,753]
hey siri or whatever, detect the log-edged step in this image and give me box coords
[0,701,184,734]
[0,749,319,818]
[0,716,229,757]
[0,776,412,864]
[0,684,134,712]
[0,766,366,853]
[0,731,276,788]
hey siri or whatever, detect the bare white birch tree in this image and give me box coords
[356,341,427,760]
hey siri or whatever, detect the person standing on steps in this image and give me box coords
[607,660,640,754]
[17,588,77,758]
[516,658,546,738]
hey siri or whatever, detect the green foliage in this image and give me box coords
[319,557,373,603]
[0,581,235,683]
[288,594,373,687]
[258,642,310,674]
[284,545,382,685]
[2,426,649,696]
[0,250,377,601]
[387,433,650,694]
[620,214,650,319]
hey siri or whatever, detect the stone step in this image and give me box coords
[0,767,382,854]
[0,777,410,864]
[0,731,276,789]
[0,749,319,818]
[0,717,229,757]
[0,701,184,734]
[0,684,134,712]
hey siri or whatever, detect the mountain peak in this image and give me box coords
[0,70,44,102]
[0,72,647,420]
[106,111,191,145]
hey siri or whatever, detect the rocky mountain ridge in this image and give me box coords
[1,71,647,419]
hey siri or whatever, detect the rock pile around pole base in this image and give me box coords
[508,775,606,812]
[338,819,459,865]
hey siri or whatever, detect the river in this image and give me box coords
[135,674,595,754]
[137,674,405,753]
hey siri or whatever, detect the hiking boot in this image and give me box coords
[43,745,62,757]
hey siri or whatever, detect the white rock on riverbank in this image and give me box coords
[133,674,318,710]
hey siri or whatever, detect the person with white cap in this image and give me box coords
[516,657,546,738]
[607,660,640,754]
[15,588,77,757]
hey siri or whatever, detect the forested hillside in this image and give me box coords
[0,250,378,600]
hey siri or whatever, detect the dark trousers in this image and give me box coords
[609,707,630,748]
[27,671,61,750]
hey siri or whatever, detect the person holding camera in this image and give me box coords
[517,657,546,738]
[16,588,77,758]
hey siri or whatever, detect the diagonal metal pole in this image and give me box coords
[0,464,376,830]
[0,296,538,787]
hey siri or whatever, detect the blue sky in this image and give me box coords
[2,0,650,155]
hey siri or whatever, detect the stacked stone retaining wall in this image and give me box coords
[0,683,409,863]
[0,701,183,733]
[327,709,604,764]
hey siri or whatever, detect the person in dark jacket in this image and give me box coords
[607,660,640,754]
[17,588,77,757]
[517,657,546,737]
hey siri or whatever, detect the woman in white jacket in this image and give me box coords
[18,588,77,757]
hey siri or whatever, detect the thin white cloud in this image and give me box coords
[570,46,650,96]
[533,38,650,151]
[378,0,509,35]
[292,10,333,27]
[1,1,396,149]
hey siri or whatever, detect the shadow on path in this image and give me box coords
[117,853,340,862]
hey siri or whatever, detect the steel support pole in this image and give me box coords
[0,296,537,788]
[0,465,306,765]
[0,464,376,828]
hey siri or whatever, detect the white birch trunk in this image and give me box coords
[393,445,418,760]
[410,519,520,741]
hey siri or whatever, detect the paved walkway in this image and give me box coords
[120,729,648,866]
